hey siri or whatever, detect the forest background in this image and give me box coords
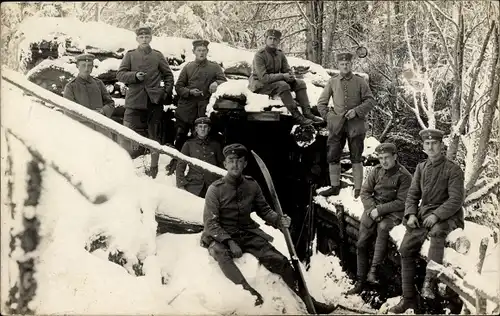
[1,1,499,229]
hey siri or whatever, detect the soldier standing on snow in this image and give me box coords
[200,143,336,314]
[176,117,224,198]
[116,26,174,179]
[63,53,116,135]
[248,29,323,126]
[346,143,412,295]
[317,52,375,199]
[389,129,465,314]
[166,39,227,175]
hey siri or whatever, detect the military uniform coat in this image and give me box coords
[248,47,291,92]
[201,175,282,247]
[360,162,413,228]
[316,73,375,139]
[404,155,465,229]
[116,45,174,110]
[63,76,115,116]
[176,137,224,197]
[174,59,227,125]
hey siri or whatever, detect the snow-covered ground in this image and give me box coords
[1,71,374,315]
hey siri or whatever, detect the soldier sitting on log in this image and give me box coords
[176,117,224,198]
[248,29,323,126]
[116,26,174,179]
[63,53,116,135]
[166,39,227,175]
[390,128,465,314]
[200,143,335,314]
[346,143,412,295]
[316,53,375,199]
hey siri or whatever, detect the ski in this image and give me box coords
[251,150,317,315]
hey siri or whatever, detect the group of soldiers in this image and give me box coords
[62,26,465,314]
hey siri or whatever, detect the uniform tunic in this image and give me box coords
[174,59,227,128]
[176,137,224,197]
[248,47,291,92]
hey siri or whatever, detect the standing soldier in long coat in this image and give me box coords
[248,29,323,126]
[346,143,412,295]
[63,53,116,136]
[389,129,465,314]
[317,53,375,199]
[201,143,336,314]
[116,26,174,179]
[166,39,227,175]
[176,117,224,198]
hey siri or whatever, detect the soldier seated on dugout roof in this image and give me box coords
[248,29,323,126]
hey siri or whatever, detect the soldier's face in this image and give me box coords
[193,46,208,61]
[136,34,152,46]
[224,155,247,177]
[338,61,352,74]
[265,36,280,49]
[423,139,442,158]
[195,123,210,138]
[378,152,397,170]
[77,60,94,77]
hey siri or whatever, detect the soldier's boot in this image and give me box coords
[166,127,187,175]
[218,259,264,306]
[280,91,313,126]
[388,297,419,314]
[294,89,324,124]
[421,274,438,300]
[352,163,363,199]
[345,280,366,295]
[319,164,341,196]
[146,165,159,179]
[242,281,264,306]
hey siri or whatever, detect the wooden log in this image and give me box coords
[344,214,360,229]
[155,214,203,234]
[337,204,347,264]
[446,229,472,255]
[475,237,489,314]
[345,223,359,240]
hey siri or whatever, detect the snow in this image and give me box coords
[26,57,121,81]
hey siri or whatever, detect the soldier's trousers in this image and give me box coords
[398,219,457,298]
[208,232,299,294]
[356,217,398,280]
[174,99,209,152]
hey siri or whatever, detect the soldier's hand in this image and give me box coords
[283,73,295,82]
[423,214,439,228]
[190,88,204,97]
[407,214,420,229]
[279,215,292,229]
[228,240,243,258]
[136,72,146,81]
[370,208,379,220]
[209,82,218,93]
[345,109,357,120]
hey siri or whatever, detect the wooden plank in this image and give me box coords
[247,111,281,121]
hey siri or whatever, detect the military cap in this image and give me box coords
[75,53,96,62]
[265,29,282,39]
[337,52,353,62]
[223,143,248,158]
[192,39,210,48]
[419,128,445,141]
[135,26,152,36]
[375,143,397,155]
[194,117,211,126]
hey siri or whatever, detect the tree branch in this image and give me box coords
[246,14,301,23]
[426,2,455,68]
[424,0,458,29]
[295,1,316,29]
[281,28,307,41]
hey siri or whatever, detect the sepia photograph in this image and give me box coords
[1,1,499,315]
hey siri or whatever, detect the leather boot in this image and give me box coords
[345,280,366,295]
[366,266,378,284]
[421,274,438,300]
[165,159,177,176]
[280,91,313,126]
[300,103,324,124]
[242,282,264,306]
[388,297,419,314]
[319,164,341,196]
[146,165,159,179]
[352,163,363,198]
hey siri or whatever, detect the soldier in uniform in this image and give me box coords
[176,117,224,198]
[63,53,116,135]
[248,29,323,126]
[389,129,465,314]
[346,143,412,295]
[166,39,227,175]
[201,143,336,313]
[116,26,174,179]
[317,52,375,199]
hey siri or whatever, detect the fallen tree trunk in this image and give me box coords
[155,214,204,234]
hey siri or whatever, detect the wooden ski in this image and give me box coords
[251,150,317,315]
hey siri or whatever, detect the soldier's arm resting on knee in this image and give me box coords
[360,167,378,212]
[117,52,139,84]
[158,52,174,94]
[316,81,333,119]
[377,172,412,216]
[253,54,284,84]
[432,165,465,221]
[97,80,116,117]
[404,164,423,221]
[175,142,190,188]
[253,183,281,228]
[203,185,231,243]
[353,78,375,118]
[174,66,191,98]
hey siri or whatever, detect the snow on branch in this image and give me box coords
[465,178,500,206]
[425,3,455,68]
[424,0,459,29]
